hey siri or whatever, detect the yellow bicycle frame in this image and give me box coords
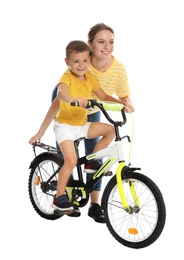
[116,162,140,212]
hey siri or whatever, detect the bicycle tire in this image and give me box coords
[101,171,166,249]
[28,152,63,220]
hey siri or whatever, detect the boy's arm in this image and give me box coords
[29,98,60,144]
[57,83,88,107]
[57,83,74,103]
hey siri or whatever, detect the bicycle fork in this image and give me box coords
[116,162,141,213]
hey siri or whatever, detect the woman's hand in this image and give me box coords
[121,96,135,113]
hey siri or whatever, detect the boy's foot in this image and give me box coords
[88,203,105,223]
[52,194,74,211]
[84,161,102,173]
[67,206,81,217]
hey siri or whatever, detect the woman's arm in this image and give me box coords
[95,88,135,113]
[94,88,122,104]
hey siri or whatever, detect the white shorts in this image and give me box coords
[53,122,92,145]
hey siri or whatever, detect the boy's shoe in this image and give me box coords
[88,203,106,223]
[52,194,74,211]
[84,161,102,173]
[67,206,81,217]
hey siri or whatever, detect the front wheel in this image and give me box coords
[101,171,166,249]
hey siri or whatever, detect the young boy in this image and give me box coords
[29,40,123,212]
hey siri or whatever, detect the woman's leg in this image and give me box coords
[85,111,102,181]
[85,112,103,205]
[85,111,101,155]
[86,122,115,223]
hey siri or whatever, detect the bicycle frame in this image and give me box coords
[29,100,166,248]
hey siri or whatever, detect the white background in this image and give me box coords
[0,0,183,259]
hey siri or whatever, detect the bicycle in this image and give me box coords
[28,99,166,249]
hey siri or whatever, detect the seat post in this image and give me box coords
[74,137,85,182]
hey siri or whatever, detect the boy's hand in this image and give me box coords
[75,98,88,108]
[29,131,44,144]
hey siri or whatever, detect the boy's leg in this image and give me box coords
[56,141,74,182]
[52,86,77,214]
[56,141,77,197]
[87,122,115,152]
[53,140,77,211]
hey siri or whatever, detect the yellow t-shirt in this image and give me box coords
[55,71,100,126]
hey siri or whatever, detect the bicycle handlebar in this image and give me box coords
[71,99,126,126]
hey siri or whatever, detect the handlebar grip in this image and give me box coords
[71,101,79,106]
[71,100,93,108]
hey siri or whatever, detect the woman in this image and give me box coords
[51,23,135,223]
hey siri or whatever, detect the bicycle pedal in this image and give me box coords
[53,209,72,216]
[104,171,113,176]
[63,211,72,215]
[53,209,65,216]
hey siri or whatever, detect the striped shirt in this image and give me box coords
[88,57,130,99]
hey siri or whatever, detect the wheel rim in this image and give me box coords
[31,160,59,215]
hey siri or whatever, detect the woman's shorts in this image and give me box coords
[53,122,92,145]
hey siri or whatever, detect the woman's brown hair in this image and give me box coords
[88,23,114,44]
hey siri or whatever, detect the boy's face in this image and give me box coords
[65,51,91,78]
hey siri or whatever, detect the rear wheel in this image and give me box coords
[102,172,166,248]
[28,152,63,220]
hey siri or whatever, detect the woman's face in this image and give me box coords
[89,29,114,60]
